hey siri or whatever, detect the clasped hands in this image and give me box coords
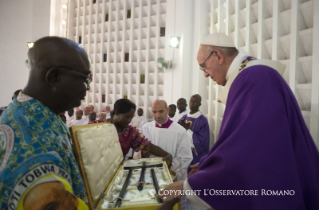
[179,119,191,130]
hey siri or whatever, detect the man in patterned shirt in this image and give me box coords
[0,37,91,210]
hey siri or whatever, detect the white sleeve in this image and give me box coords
[183,179,213,210]
[171,130,193,180]
[129,117,135,127]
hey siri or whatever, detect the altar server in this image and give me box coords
[172,98,188,122]
[141,100,193,180]
[179,94,210,172]
[129,108,148,130]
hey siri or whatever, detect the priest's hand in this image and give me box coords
[156,196,180,210]
[162,153,173,169]
[159,181,184,201]
[188,163,199,177]
[179,119,190,130]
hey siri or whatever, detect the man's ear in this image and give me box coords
[215,50,225,65]
[45,68,60,86]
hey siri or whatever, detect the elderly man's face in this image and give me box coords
[197,45,227,86]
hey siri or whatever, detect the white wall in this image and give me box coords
[0,0,50,107]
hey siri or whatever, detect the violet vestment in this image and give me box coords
[188,65,319,209]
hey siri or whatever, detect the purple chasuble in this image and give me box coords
[188,66,319,209]
[155,118,173,128]
[180,113,209,170]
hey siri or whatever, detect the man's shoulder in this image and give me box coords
[169,121,188,132]
[141,120,154,129]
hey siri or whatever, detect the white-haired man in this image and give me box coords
[161,33,319,210]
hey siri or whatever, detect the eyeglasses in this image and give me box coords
[199,50,215,72]
[58,66,92,90]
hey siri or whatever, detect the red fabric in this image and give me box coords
[118,125,150,156]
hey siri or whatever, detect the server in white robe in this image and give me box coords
[140,100,192,180]
[82,106,90,124]
[66,108,75,127]
[129,108,148,130]
[69,109,86,126]
[172,98,188,122]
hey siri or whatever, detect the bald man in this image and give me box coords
[0,37,90,210]
[129,108,148,130]
[179,94,210,172]
[140,100,192,180]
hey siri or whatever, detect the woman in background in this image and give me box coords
[111,99,172,168]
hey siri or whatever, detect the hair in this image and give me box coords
[192,94,202,103]
[177,98,187,104]
[169,104,176,109]
[203,45,238,57]
[113,99,136,115]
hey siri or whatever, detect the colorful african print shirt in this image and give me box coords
[0,92,88,210]
[118,125,150,157]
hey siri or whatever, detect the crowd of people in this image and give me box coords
[0,33,319,210]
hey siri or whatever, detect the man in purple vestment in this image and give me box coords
[179,94,210,172]
[160,33,319,210]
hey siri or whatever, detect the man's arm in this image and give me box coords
[171,130,193,180]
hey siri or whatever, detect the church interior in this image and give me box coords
[1,0,318,148]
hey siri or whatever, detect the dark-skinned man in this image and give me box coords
[168,104,177,119]
[66,108,75,126]
[172,98,187,122]
[0,37,90,210]
[129,108,148,130]
[179,94,210,172]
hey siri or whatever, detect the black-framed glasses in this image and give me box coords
[199,50,215,72]
[58,66,92,90]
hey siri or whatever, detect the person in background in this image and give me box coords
[82,106,90,124]
[105,105,111,120]
[70,109,86,126]
[0,36,90,209]
[88,104,94,112]
[140,100,193,181]
[98,111,107,122]
[59,113,67,124]
[129,108,148,130]
[161,33,319,210]
[168,104,176,119]
[88,112,98,124]
[179,94,210,172]
[66,108,75,126]
[172,98,187,122]
[111,99,173,167]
